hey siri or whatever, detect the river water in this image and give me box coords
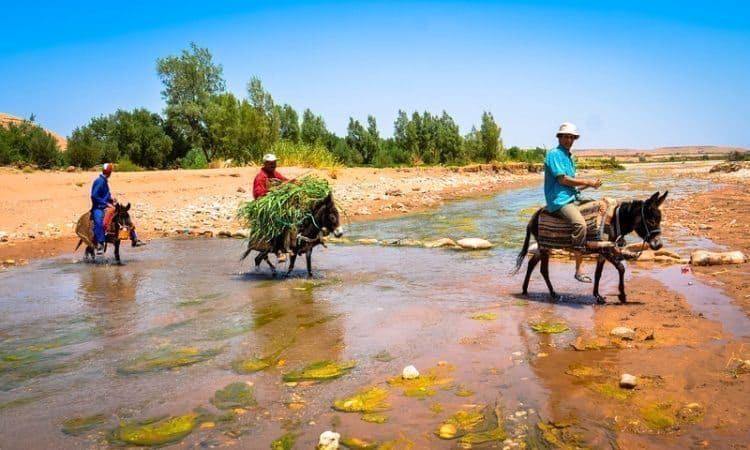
[1,163,747,449]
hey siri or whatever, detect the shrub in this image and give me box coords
[181,147,208,169]
[268,140,340,169]
[116,157,144,172]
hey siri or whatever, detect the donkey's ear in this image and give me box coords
[648,192,660,204]
[656,191,668,207]
[125,203,131,211]
[325,192,333,203]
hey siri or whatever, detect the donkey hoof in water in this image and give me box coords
[618,294,627,303]
[595,295,606,305]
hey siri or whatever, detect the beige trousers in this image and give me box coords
[554,202,587,248]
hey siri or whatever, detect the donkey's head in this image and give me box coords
[636,191,668,250]
[314,193,343,238]
[114,202,134,230]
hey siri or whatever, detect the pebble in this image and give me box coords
[620,373,637,389]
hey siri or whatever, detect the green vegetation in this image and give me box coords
[108,414,197,446]
[531,321,569,334]
[237,175,332,243]
[117,347,220,374]
[210,382,257,410]
[0,117,63,168]
[282,360,356,382]
[0,44,551,170]
[332,387,390,413]
[61,414,107,435]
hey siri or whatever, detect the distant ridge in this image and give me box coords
[574,146,747,160]
[0,112,68,151]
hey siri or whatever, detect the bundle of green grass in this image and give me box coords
[237,175,331,243]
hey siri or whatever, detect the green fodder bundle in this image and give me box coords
[237,175,331,243]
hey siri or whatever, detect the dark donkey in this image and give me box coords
[75,203,134,264]
[514,191,668,304]
[241,193,344,277]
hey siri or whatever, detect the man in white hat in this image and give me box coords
[252,153,295,261]
[252,153,290,199]
[544,122,602,282]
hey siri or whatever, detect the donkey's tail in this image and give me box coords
[240,245,253,261]
[513,209,540,274]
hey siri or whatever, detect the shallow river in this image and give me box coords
[1,164,747,449]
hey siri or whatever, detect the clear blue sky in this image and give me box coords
[3,1,749,149]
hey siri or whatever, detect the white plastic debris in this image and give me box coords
[317,430,340,450]
[402,365,420,379]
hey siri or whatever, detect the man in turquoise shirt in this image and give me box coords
[544,122,602,281]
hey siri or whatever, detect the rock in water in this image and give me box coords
[456,238,492,249]
[620,374,637,389]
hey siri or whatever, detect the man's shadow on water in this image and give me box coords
[511,292,645,307]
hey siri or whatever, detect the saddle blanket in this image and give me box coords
[537,198,617,249]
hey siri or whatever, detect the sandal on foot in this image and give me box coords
[574,273,592,283]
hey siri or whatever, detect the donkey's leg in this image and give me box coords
[114,240,122,265]
[86,246,94,261]
[539,252,557,300]
[305,250,314,278]
[605,253,627,303]
[522,252,541,295]
[285,254,298,277]
[254,252,265,271]
[593,255,607,304]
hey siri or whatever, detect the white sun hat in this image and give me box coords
[556,122,580,137]
[263,153,277,162]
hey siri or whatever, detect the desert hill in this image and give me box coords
[574,145,748,161]
[0,112,67,151]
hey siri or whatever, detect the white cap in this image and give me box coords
[556,122,580,137]
[263,153,277,162]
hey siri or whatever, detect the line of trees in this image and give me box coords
[2,43,550,170]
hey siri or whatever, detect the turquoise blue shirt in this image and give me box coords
[544,145,578,212]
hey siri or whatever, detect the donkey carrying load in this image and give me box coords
[514,191,668,304]
[238,176,343,277]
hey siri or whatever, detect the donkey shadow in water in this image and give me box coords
[75,203,134,265]
[241,193,344,277]
[514,191,668,304]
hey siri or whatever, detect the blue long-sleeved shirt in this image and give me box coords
[91,174,112,209]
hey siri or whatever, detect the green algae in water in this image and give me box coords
[361,413,388,423]
[531,321,569,334]
[340,436,379,449]
[470,313,497,320]
[387,366,454,396]
[514,300,529,306]
[436,408,489,440]
[373,350,395,362]
[430,403,445,414]
[589,382,632,401]
[210,382,257,410]
[404,386,436,397]
[231,357,273,373]
[109,414,197,446]
[117,348,220,375]
[455,384,475,397]
[271,432,296,450]
[282,360,356,382]
[298,313,341,330]
[62,414,106,435]
[641,402,677,430]
[460,426,507,445]
[253,304,286,328]
[565,363,603,378]
[333,386,390,412]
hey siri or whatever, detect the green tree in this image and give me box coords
[436,111,463,164]
[300,109,329,146]
[112,109,173,168]
[478,111,502,163]
[156,42,226,161]
[278,104,300,142]
[247,77,280,149]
